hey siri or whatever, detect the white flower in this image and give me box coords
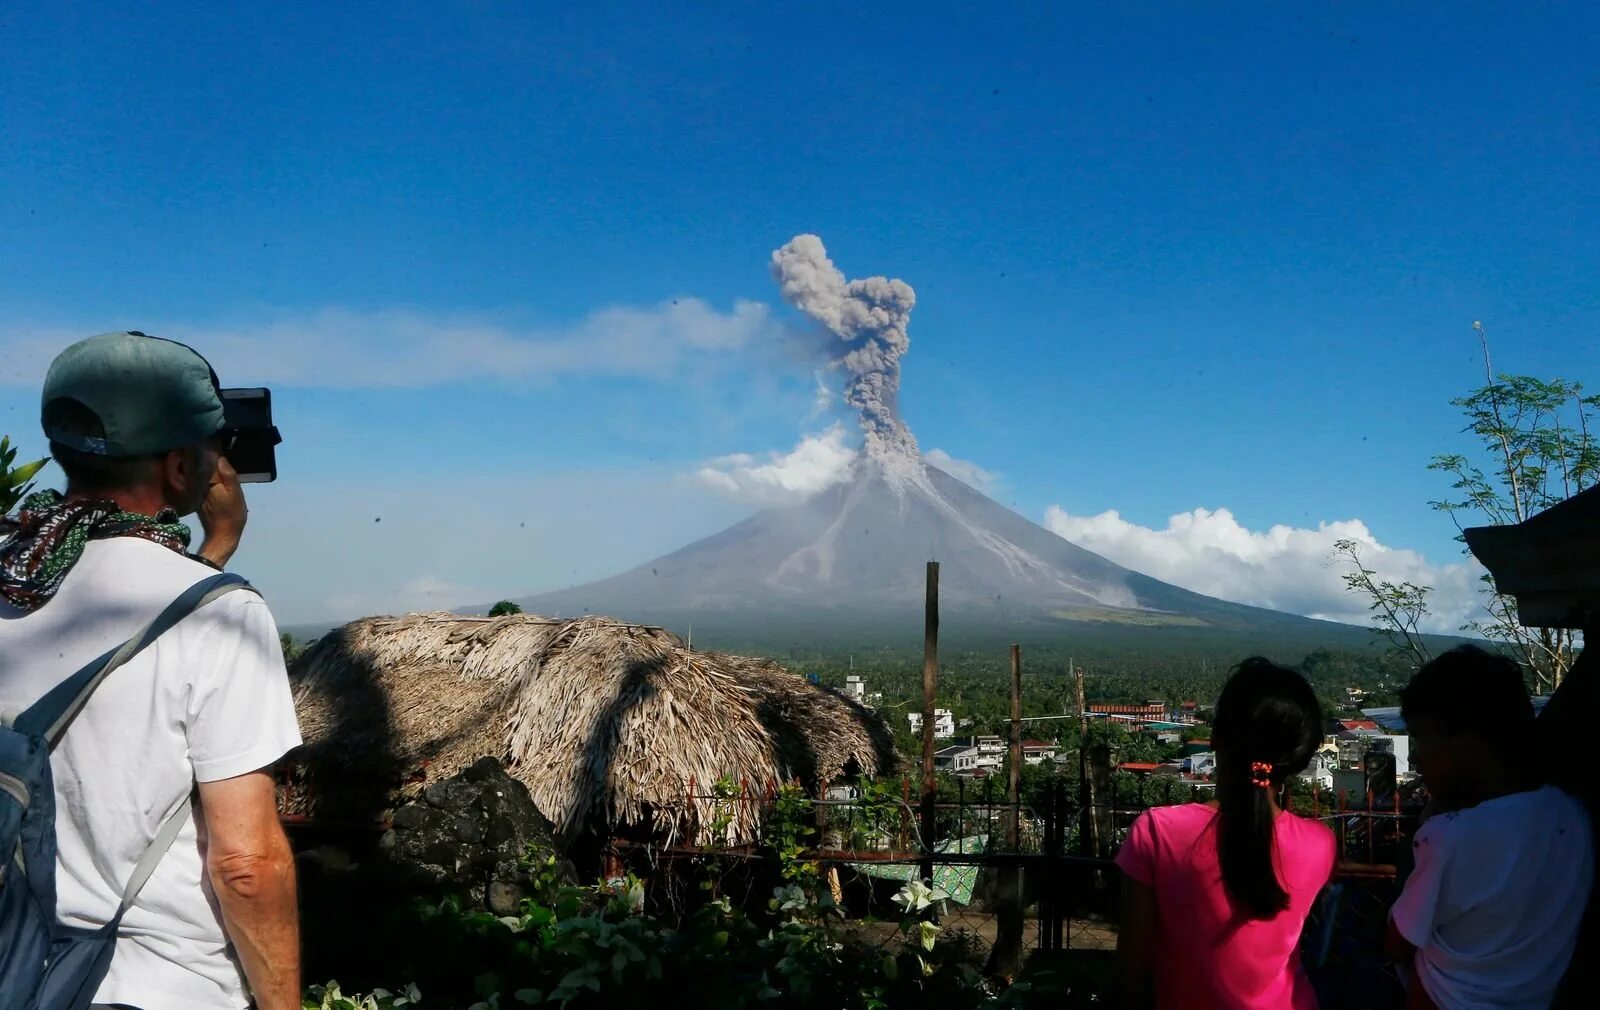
[891,879,948,913]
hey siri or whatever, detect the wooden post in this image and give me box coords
[1009,644,1023,849]
[920,561,940,883]
[1088,742,1113,859]
[987,643,1026,979]
[1075,665,1092,856]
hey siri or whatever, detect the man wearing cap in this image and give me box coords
[0,332,301,1010]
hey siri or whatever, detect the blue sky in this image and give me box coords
[2,1,1597,626]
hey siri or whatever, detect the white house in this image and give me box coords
[842,675,882,708]
[971,735,1006,771]
[934,744,981,775]
[1181,751,1217,779]
[1298,749,1336,791]
[908,709,957,740]
[1022,739,1059,766]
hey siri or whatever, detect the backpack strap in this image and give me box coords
[13,572,256,745]
[15,571,258,925]
[113,792,194,919]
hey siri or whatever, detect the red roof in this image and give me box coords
[1021,739,1054,749]
[1120,762,1163,772]
[1340,720,1379,732]
[1087,703,1167,716]
[1181,701,1198,710]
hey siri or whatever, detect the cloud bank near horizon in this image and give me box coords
[0,298,780,388]
[1044,504,1482,633]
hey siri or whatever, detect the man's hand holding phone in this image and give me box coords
[199,456,248,568]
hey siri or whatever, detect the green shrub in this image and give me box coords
[2,435,49,516]
[304,783,1038,1008]
[307,846,1027,1008]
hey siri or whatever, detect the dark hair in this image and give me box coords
[1400,646,1533,755]
[48,441,159,495]
[43,399,161,493]
[1210,657,1323,920]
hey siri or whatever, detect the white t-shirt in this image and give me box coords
[0,537,302,1010]
[1392,785,1595,1010]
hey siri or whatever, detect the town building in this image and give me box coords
[1335,722,1411,777]
[933,744,981,775]
[971,735,1006,772]
[1086,701,1170,725]
[1298,747,1337,791]
[1021,739,1059,765]
[1181,751,1216,779]
[907,708,956,740]
[842,674,883,708]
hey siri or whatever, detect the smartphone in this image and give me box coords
[219,387,282,483]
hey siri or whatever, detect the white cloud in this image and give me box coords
[0,298,779,388]
[696,424,859,505]
[924,448,998,492]
[1043,505,1483,633]
[322,575,489,622]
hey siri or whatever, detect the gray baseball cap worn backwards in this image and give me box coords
[41,331,226,457]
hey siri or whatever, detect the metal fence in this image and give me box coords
[601,774,1416,1003]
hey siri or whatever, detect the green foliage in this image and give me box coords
[310,799,1040,1009]
[489,601,524,617]
[313,867,1022,1010]
[1340,325,1593,690]
[2,435,49,517]
[1332,538,1433,670]
[304,981,422,1010]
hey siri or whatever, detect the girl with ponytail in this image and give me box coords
[1115,658,1334,1010]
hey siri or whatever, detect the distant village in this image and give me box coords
[836,673,1525,799]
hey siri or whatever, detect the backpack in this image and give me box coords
[1,571,254,1010]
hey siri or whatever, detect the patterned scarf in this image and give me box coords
[0,490,195,611]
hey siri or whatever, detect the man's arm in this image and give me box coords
[198,769,299,1010]
[1385,916,1416,963]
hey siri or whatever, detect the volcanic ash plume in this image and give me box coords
[770,235,920,464]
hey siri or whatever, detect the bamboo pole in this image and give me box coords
[920,561,940,883]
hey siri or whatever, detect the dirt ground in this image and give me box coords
[840,908,1118,952]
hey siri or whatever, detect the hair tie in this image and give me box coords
[1250,761,1274,788]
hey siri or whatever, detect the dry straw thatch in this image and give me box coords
[287,612,896,845]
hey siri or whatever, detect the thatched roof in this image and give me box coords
[287,612,896,845]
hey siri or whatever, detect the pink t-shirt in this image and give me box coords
[1115,803,1336,1010]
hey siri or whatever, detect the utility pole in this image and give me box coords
[919,561,940,884]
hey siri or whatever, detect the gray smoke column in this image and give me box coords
[770,235,920,462]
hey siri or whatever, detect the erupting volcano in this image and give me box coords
[515,237,1360,642]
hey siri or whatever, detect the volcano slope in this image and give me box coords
[511,461,1380,655]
